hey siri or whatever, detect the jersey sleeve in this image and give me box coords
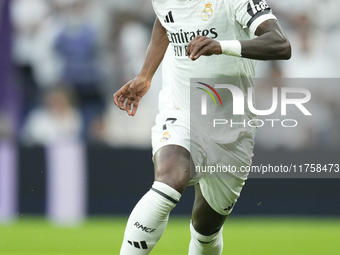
[232,0,277,35]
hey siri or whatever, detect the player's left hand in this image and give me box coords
[187,35,222,61]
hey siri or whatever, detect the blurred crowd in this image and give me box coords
[254,0,340,149]
[4,0,340,149]
[9,0,159,147]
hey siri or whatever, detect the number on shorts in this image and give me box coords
[163,118,177,130]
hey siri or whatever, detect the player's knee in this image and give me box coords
[154,145,191,193]
[154,164,190,193]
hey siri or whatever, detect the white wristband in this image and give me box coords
[218,40,242,57]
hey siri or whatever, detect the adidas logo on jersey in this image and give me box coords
[128,240,148,249]
[164,11,174,23]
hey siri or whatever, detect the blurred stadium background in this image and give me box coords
[0,0,339,254]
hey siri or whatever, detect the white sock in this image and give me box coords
[188,221,223,255]
[120,181,181,255]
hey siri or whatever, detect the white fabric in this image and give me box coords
[219,40,242,57]
[152,0,277,143]
[120,181,181,255]
[151,107,256,215]
[189,221,224,255]
[249,13,277,35]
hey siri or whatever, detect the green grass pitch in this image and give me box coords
[0,216,339,255]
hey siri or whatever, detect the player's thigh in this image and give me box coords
[192,183,227,236]
[151,109,193,193]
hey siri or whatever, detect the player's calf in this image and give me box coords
[120,145,191,254]
[188,184,227,255]
[119,181,181,255]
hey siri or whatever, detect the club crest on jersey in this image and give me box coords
[201,2,213,21]
[160,131,171,142]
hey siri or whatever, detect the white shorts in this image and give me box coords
[151,107,255,215]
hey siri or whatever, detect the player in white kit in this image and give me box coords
[114,0,291,254]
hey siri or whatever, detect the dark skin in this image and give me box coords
[187,19,291,61]
[114,17,291,236]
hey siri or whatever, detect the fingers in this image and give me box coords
[114,91,127,111]
[113,77,150,116]
[193,45,212,60]
[113,91,126,111]
[130,97,141,116]
[125,98,132,113]
[127,84,137,115]
[121,97,140,116]
[113,80,140,116]
[113,91,121,107]
[187,36,221,60]
[113,83,130,112]
[187,36,209,60]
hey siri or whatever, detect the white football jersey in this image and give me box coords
[152,0,277,143]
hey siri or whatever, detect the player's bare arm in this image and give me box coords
[113,18,169,116]
[187,19,291,61]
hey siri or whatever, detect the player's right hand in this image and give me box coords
[113,76,151,116]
